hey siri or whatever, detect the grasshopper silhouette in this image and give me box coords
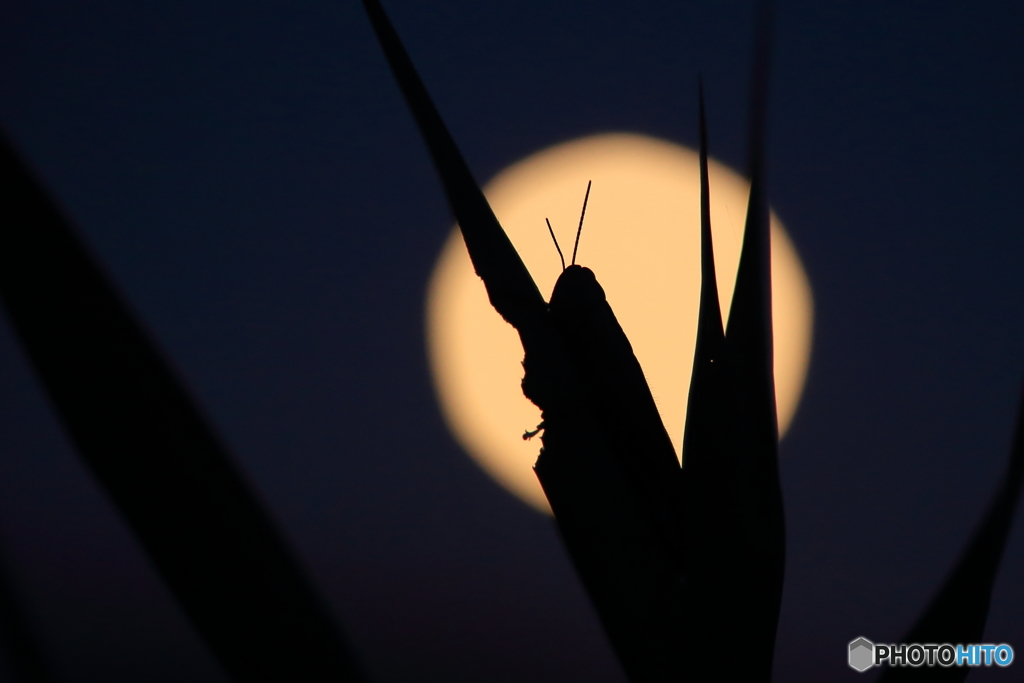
[364,1,782,679]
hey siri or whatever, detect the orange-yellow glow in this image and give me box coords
[426,133,814,513]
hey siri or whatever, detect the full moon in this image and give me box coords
[426,133,813,513]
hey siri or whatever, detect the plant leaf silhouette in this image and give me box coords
[676,2,784,675]
[879,378,1024,682]
[0,131,364,683]
[721,0,786,674]
[678,80,747,676]
[0,537,54,683]
[360,0,544,331]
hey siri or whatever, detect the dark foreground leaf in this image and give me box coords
[879,379,1024,683]
[0,132,364,683]
[0,539,53,683]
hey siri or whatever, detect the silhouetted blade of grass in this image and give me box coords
[0,132,364,682]
[878,381,1024,683]
[678,81,753,677]
[679,82,729,517]
[361,0,546,331]
[0,538,54,683]
[363,3,689,678]
[679,81,729,488]
[711,0,785,677]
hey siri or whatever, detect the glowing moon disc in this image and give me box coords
[426,133,813,513]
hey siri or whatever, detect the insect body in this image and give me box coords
[538,186,683,572]
[544,263,683,561]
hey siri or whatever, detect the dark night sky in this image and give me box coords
[0,0,1022,681]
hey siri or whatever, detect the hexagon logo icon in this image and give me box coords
[849,637,875,672]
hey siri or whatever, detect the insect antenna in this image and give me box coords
[545,218,566,271]
[570,180,592,266]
